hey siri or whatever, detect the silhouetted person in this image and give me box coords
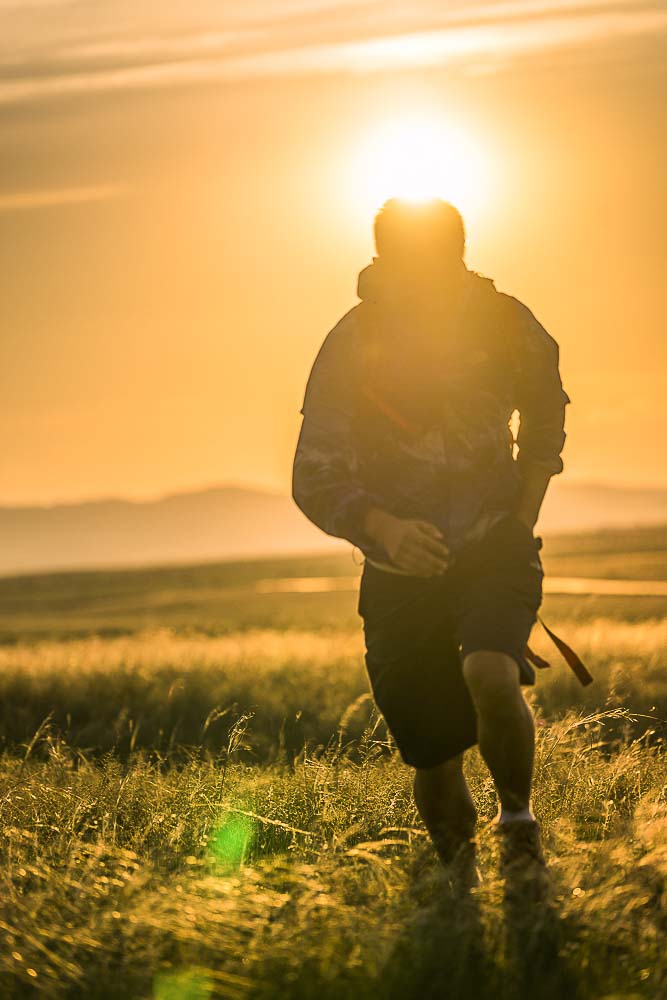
[292,198,570,881]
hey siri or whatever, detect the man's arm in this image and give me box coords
[292,316,383,551]
[292,315,450,574]
[513,465,553,532]
[508,297,571,530]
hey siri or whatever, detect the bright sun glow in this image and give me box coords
[349,115,492,222]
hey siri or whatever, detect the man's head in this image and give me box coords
[373,198,466,270]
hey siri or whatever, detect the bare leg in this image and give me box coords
[413,753,478,860]
[462,651,535,814]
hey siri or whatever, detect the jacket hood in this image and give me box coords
[356,256,496,307]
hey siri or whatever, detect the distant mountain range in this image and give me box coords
[0,481,665,576]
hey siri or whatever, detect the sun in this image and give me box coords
[348,114,492,221]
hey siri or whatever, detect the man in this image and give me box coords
[291,198,570,878]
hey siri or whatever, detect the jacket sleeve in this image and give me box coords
[292,316,383,550]
[506,296,571,476]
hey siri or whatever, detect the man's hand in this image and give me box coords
[364,507,450,576]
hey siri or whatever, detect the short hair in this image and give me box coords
[373,198,466,261]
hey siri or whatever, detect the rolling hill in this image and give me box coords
[0,480,665,576]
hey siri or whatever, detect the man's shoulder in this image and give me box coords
[311,304,365,363]
[493,289,533,322]
[467,273,532,332]
[326,303,365,340]
[299,306,365,413]
[493,290,560,350]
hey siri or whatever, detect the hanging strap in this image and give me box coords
[524,617,594,686]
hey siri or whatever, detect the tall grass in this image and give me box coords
[1,710,665,998]
[0,620,665,997]
[0,619,664,758]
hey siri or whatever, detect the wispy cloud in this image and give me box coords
[1,1,665,105]
[0,185,125,212]
[0,0,75,7]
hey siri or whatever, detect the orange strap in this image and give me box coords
[360,382,425,436]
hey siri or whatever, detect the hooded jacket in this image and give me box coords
[291,257,571,566]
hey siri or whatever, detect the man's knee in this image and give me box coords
[462,650,522,715]
[414,752,464,789]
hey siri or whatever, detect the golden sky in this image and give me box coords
[1,0,666,504]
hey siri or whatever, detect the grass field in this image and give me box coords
[0,525,665,998]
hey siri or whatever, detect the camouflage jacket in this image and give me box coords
[292,258,571,564]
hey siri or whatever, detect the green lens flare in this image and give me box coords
[153,968,213,1000]
[209,813,254,870]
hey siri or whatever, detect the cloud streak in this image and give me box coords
[0,185,125,212]
[1,1,665,105]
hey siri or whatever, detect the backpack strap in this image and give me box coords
[524,618,594,686]
[359,381,425,436]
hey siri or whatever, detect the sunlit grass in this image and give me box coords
[0,620,664,758]
[0,702,665,997]
[0,603,664,996]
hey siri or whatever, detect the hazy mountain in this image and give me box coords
[0,481,665,576]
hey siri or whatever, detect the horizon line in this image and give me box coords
[1,476,666,510]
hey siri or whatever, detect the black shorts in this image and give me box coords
[357,515,544,769]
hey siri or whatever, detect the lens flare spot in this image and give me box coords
[153,968,213,1000]
[209,813,254,870]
